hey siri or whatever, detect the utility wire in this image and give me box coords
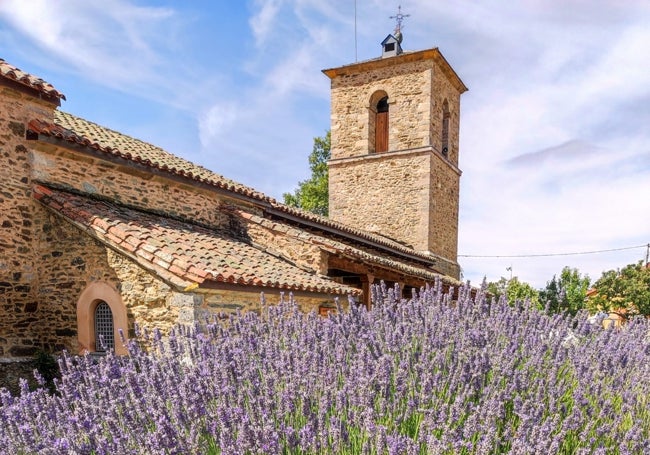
[459,243,649,259]
[354,0,357,62]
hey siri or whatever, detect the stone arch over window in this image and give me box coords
[441,99,450,157]
[77,281,128,355]
[369,90,389,153]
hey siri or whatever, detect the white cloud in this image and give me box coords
[197,0,351,194]
[0,0,209,110]
[249,0,284,47]
[440,1,650,287]
[198,102,244,149]
[3,0,648,289]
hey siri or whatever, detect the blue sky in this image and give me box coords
[1,0,649,288]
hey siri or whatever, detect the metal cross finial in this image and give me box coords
[389,5,410,34]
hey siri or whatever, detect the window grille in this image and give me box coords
[94,301,114,352]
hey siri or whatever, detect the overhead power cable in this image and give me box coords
[459,243,649,259]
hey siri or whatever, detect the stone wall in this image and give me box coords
[202,288,344,316]
[0,358,38,395]
[235,210,328,275]
[428,156,460,261]
[0,84,57,357]
[329,149,431,250]
[32,212,121,354]
[429,60,462,167]
[107,247,342,336]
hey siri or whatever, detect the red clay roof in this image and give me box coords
[234,208,460,287]
[266,202,446,264]
[33,184,359,296]
[28,110,446,269]
[28,111,273,203]
[0,58,65,101]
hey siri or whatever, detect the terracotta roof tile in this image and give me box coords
[30,111,443,264]
[267,202,443,264]
[27,111,272,203]
[33,185,358,296]
[28,109,452,272]
[0,59,65,100]
[232,208,461,287]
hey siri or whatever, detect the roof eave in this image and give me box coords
[322,47,468,94]
[26,130,275,209]
[0,77,63,106]
[265,205,444,269]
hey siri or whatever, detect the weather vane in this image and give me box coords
[389,5,410,42]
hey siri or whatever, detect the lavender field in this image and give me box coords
[1,281,649,454]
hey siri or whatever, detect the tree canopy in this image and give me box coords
[283,131,330,217]
[587,261,650,317]
[539,267,591,316]
[486,276,539,307]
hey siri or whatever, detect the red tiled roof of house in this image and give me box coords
[0,58,65,101]
[233,208,460,287]
[28,111,273,203]
[33,184,359,296]
[27,110,448,269]
[266,202,448,265]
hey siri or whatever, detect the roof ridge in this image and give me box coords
[29,112,274,203]
[34,111,446,269]
[55,110,168,153]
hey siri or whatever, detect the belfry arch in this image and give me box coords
[369,90,389,153]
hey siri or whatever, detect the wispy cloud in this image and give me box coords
[437,0,650,285]
[2,0,648,287]
[249,0,284,47]
[197,0,352,194]
[0,0,214,111]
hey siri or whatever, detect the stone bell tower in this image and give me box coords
[323,28,467,278]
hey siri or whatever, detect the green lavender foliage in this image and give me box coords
[0,281,649,454]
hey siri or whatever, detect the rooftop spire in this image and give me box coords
[389,5,410,43]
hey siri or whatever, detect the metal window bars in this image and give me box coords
[94,301,114,352]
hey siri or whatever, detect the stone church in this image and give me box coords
[0,35,466,364]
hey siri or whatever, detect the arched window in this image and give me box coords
[375,96,389,153]
[77,281,128,355]
[369,90,389,153]
[94,301,114,352]
[441,99,450,157]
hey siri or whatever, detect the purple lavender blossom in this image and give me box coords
[0,280,648,453]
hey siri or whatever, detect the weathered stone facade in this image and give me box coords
[329,149,460,278]
[324,48,467,277]
[0,80,343,360]
[0,45,465,366]
[1,81,60,357]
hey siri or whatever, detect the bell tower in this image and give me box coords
[323,29,467,278]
